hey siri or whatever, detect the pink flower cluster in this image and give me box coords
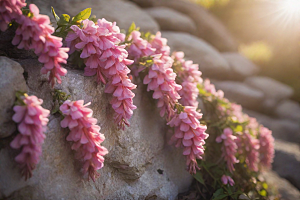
[203,79,224,99]
[221,175,235,186]
[216,128,239,173]
[168,106,208,174]
[0,0,26,31]
[237,131,260,172]
[66,19,136,129]
[60,100,108,181]
[10,4,69,87]
[259,126,274,169]
[10,95,50,180]
[172,51,203,108]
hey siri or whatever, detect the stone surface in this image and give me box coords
[263,171,300,200]
[68,0,159,33]
[0,60,193,199]
[221,53,259,80]
[0,57,28,138]
[131,0,238,52]
[243,109,300,144]
[162,31,231,79]
[213,81,264,110]
[275,100,300,122]
[145,7,196,34]
[244,76,294,113]
[272,140,300,190]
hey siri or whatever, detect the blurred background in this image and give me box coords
[192,0,300,102]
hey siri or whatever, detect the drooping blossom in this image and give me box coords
[237,131,260,172]
[168,106,208,174]
[221,175,235,186]
[216,128,239,173]
[10,95,50,180]
[172,51,203,108]
[259,126,274,169]
[229,103,248,123]
[11,4,69,87]
[66,19,136,129]
[60,100,108,181]
[203,79,224,99]
[150,31,170,57]
[0,0,26,31]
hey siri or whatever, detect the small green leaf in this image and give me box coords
[234,125,243,132]
[72,8,92,23]
[127,22,136,35]
[262,182,268,190]
[58,14,70,26]
[51,7,60,22]
[259,189,267,197]
[194,171,205,185]
[212,189,228,200]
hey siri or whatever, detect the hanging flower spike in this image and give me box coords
[168,106,208,174]
[60,100,108,181]
[216,128,239,173]
[0,0,26,31]
[221,175,235,186]
[172,51,203,108]
[66,19,136,130]
[259,126,274,169]
[12,4,69,87]
[10,95,50,180]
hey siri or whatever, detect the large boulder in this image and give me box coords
[273,140,300,190]
[162,31,231,79]
[68,0,159,33]
[221,53,259,80]
[213,81,264,110]
[275,100,300,122]
[0,60,193,199]
[0,57,27,138]
[244,76,294,113]
[131,0,238,52]
[145,7,196,34]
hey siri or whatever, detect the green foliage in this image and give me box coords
[51,89,70,114]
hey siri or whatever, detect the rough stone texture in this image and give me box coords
[0,57,28,138]
[67,0,159,33]
[221,53,259,80]
[145,7,196,34]
[162,31,231,79]
[272,140,300,190]
[275,100,300,122]
[243,109,300,144]
[244,76,294,113]
[213,81,264,110]
[263,171,300,200]
[0,60,193,199]
[130,0,238,52]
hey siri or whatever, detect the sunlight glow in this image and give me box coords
[278,0,300,24]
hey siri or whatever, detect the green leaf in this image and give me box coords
[58,14,70,26]
[234,125,243,133]
[212,189,228,200]
[194,171,205,185]
[127,22,136,35]
[259,189,267,197]
[72,8,92,23]
[262,182,268,190]
[51,7,60,22]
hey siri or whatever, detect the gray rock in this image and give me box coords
[68,0,159,33]
[162,31,231,79]
[221,53,259,80]
[244,76,294,113]
[0,60,193,199]
[243,109,300,143]
[275,100,300,122]
[262,171,300,200]
[131,0,238,52]
[272,140,300,190]
[213,81,264,110]
[0,57,27,138]
[145,7,196,34]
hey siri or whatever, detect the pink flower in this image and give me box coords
[60,100,108,181]
[168,106,208,174]
[66,19,136,129]
[203,79,224,99]
[172,51,203,108]
[216,128,239,173]
[10,95,50,180]
[221,175,235,186]
[259,126,274,169]
[237,131,260,172]
[12,4,69,87]
[0,0,26,31]
[150,31,170,57]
